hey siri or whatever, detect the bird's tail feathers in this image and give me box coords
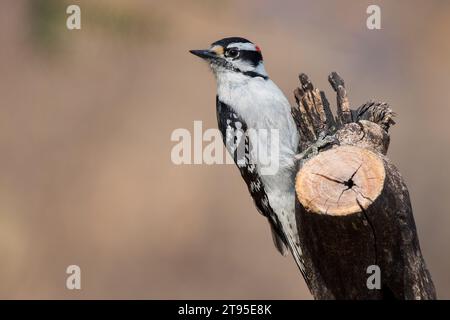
[284,230,310,288]
[270,223,289,256]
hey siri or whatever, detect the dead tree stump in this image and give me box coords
[292,72,436,300]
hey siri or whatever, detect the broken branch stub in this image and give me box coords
[292,72,436,300]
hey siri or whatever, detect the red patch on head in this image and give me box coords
[255,45,261,52]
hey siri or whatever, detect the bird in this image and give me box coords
[190,37,306,278]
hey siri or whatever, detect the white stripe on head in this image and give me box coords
[227,42,257,51]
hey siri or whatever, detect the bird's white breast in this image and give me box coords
[216,71,299,170]
[216,70,300,220]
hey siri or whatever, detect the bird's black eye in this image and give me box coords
[225,48,240,59]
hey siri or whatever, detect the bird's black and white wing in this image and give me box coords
[216,97,288,255]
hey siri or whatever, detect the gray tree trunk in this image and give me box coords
[291,72,436,300]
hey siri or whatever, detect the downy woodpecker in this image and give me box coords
[190,37,305,276]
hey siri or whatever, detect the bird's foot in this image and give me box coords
[295,132,338,164]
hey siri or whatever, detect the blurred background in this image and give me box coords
[0,0,449,299]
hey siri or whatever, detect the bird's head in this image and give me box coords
[190,37,267,79]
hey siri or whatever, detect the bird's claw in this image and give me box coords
[295,133,338,163]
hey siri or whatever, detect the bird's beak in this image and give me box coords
[189,49,218,61]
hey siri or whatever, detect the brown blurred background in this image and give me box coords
[0,0,449,299]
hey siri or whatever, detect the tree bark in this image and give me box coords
[291,72,436,300]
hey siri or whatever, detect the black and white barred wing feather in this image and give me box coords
[216,97,289,255]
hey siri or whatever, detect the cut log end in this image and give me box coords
[295,146,386,216]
